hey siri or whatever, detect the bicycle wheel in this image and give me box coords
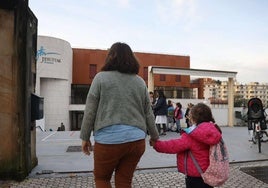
[256,131,261,153]
[252,123,257,144]
[252,132,256,144]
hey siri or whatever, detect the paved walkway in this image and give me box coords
[1,126,268,187]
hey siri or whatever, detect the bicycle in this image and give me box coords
[249,119,268,153]
[247,97,268,153]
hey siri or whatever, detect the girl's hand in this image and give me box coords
[149,138,157,147]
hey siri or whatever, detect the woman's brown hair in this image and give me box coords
[101,42,140,74]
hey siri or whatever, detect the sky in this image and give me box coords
[29,0,268,84]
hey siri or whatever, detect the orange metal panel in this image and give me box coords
[72,48,191,88]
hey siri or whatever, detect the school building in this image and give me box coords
[35,36,206,131]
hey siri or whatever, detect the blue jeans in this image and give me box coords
[175,119,181,131]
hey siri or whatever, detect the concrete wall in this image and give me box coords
[0,1,37,180]
[0,8,19,177]
[167,99,243,127]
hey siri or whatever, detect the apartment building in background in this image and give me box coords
[203,78,268,107]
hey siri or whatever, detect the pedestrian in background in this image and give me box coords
[149,91,154,104]
[185,103,194,128]
[153,90,168,135]
[167,100,175,131]
[174,102,183,133]
[80,42,159,188]
[150,103,222,188]
[149,91,155,110]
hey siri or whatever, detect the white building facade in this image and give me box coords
[35,36,73,131]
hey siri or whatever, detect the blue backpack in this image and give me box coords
[167,106,175,117]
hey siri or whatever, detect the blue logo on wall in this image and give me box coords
[37,46,61,64]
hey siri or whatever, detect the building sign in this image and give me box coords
[37,46,61,64]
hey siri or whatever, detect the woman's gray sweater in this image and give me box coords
[80,71,159,141]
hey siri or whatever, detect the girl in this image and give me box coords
[150,103,222,188]
[185,103,194,128]
[174,102,183,133]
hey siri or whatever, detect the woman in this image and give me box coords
[150,103,222,188]
[153,90,168,135]
[80,42,159,188]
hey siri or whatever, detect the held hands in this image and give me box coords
[82,140,93,155]
[149,138,157,147]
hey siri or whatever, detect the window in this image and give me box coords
[89,64,97,79]
[71,84,90,104]
[160,74,166,81]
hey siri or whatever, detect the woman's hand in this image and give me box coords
[81,140,92,155]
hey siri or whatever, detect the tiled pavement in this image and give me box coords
[3,161,268,188]
[1,126,268,188]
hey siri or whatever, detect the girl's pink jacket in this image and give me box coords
[154,122,222,177]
